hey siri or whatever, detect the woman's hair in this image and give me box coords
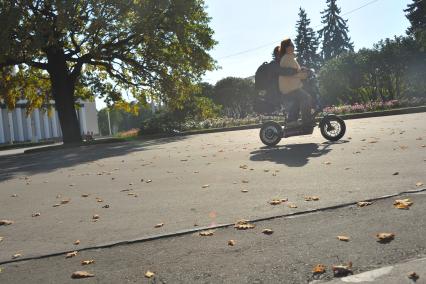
[272,46,280,62]
[280,38,294,57]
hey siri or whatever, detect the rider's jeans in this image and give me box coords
[286,88,313,124]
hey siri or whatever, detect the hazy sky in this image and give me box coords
[203,0,412,83]
[96,0,412,109]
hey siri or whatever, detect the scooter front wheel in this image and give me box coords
[320,115,346,141]
[259,121,282,146]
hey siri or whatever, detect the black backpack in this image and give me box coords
[254,61,274,91]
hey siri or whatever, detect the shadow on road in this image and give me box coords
[250,140,349,167]
[0,136,187,182]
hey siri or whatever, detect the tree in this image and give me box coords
[294,8,321,70]
[318,0,354,61]
[405,0,426,48]
[212,77,257,118]
[0,0,216,143]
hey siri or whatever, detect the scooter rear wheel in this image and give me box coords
[320,115,346,141]
[259,121,282,146]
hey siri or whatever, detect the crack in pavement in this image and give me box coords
[1,187,424,266]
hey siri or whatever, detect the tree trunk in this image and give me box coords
[46,49,82,144]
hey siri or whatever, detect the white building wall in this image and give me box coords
[0,100,99,144]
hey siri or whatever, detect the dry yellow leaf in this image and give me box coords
[0,220,14,226]
[376,233,395,243]
[199,230,214,236]
[66,251,78,258]
[92,214,100,220]
[71,271,95,279]
[313,264,326,274]
[61,199,70,204]
[269,199,282,205]
[393,199,413,209]
[0,237,3,242]
[304,196,320,201]
[146,179,152,183]
[96,198,103,202]
[81,194,89,197]
[155,223,164,228]
[228,240,236,246]
[145,271,155,278]
[201,184,210,188]
[239,165,248,169]
[241,189,249,193]
[81,260,95,265]
[262,229,274,235]
[12,254,21,259]
[416,182,423,187]
[288,203,298,208]
[31,212,41,217]
[337,236,350,242]
[234,220,255,230]
[357,201,372,207]
[324,161,331,165]
[242,180,249,183]
[52,204,61,207]
[74,240,80,245]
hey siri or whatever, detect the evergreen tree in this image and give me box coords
[405,0,426,35]
[318,0,354,61]
[404,0,426,47]
[294,7,321,70]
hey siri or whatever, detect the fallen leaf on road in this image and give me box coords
[71,271,94,279]
[199,230,215,236]
[393,172,399,175]
[239,165,248,169]
[96,198,103,203]
[262,229,274,235]
[332,262,353,277]
[202,184,210,188]
[61,199,71,204]
[357,201,372,207]
[324,161,332,165]
[241,189,249,193]
[81,194,89,197]
[92,214,100,220]
[344,167,351,170]
[394,199,413,209]
[11,194,17,197]
[416,182,423,187]
[155,223,164,228]
[31,212,41,217]
[228,240,236,246]
[0,237,3,242]
[102,205,110,208]
[145,271,155,278]
[0,220,14,226]
[180,159,188,162]
[376,233,395,243]
[416,137,423,140]
[53,204,60,207]
[269,199,282,205]
[337,236,350,242]
[12,254,21,259]
[146,179,152,183]
[234,220,255,230]
[66,251,78,258]
[74,240,80,245]
[304,196,320,201]
[421,145,425,148]
[288,203,298,208]
[408,272,419,281]
[399,145,408,150]
[81,260,95,265]
[313,264,326,274]
[242,180,249,183]
[264,169,270,172]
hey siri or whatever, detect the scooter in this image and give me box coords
[259,70,346,146]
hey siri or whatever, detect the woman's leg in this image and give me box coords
[294,89,313,124]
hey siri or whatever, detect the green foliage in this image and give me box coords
[211,77,257,118]
[318,0,354,61]
[295,8,321,70]
[405,0,426,50]
[318,36,425,105]
[0,0,217,142]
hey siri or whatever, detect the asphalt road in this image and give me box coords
[0,113,425,266]
[0,192,425,283]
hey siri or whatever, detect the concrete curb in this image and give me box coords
[1,187,424,266]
